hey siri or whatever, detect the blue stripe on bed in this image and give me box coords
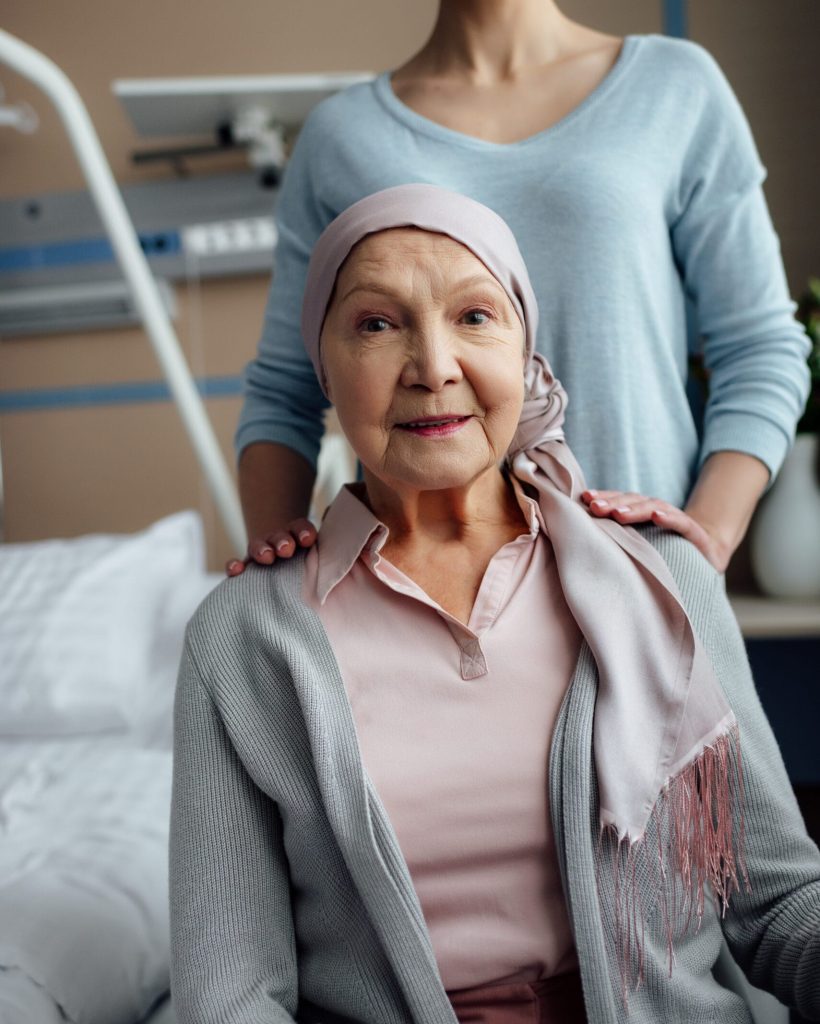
[0,375,244,413]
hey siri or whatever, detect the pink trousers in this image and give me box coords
[448,969,587,1024]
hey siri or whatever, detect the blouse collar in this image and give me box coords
[315,477,543,604]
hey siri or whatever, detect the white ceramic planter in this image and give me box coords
[751,433,820,599]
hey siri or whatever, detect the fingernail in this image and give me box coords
[298,531,312,542]
[276,542,289,553]
[616,506,631,514]
[591,499,608,508]
[654,510,667,518]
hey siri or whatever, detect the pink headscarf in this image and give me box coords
[301,184,747,996]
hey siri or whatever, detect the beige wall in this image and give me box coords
[1,1,817,568]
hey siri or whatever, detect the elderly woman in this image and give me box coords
[170,186,820,1024]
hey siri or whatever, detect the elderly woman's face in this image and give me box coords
[320,228,526,494]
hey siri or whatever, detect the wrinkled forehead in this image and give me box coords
[327,226,506,306]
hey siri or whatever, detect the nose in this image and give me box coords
[399,324,463,391]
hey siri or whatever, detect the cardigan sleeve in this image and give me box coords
[706,575,820,1018]
[169,639,299,1024]
[669,44,811,486]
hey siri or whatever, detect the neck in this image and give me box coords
[361,465,522,548]
[413,0,571,82]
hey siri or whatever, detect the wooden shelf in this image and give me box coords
[728,592,820,638]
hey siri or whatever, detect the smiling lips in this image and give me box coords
[396,414,472,437]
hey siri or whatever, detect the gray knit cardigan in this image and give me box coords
[169,524,820,1023]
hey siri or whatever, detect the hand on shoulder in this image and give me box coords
[226,519,318,576]
[581,489,731,573]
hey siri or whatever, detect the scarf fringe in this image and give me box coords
[595,722,750,1010]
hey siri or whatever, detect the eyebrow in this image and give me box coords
[337,273,509,306]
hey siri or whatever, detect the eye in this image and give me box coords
[360,316,391,333]
[461,308,491,326]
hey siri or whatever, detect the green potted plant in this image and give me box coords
[750,277,820,598]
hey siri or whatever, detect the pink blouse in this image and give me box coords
[301,481,583,992]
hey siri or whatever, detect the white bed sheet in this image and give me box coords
[0,736,173,1023]
[0,965,67,1024]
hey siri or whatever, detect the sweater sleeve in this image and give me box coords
[169,639,299,1024]
[234,109,332,467]
[706,575,820,1018]
[669,44,811,486]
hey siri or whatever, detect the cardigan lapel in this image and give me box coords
[549,639,619,1023]
[276,556,459,1024]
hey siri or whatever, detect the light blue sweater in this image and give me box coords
[235,34,811,506]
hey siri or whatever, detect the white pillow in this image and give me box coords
[0,511,205,737]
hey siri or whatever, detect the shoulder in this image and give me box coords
[628,34,745,132]
[630,523,748,669]
[630,522,724,617]
[184,555,309,659]
[631,520,718,580]
[284,77,391,197]
[632,34,728,90]
[296,77,382,144]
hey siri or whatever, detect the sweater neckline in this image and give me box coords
[373,34,642,152]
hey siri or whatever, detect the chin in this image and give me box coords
[387,457,495,493]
